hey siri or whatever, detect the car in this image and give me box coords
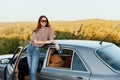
[0,54,13,60]
[0,46,46,80]
[0,40,120,80]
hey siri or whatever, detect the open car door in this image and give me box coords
[4,46,24,80]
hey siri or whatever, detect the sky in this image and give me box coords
[0,0,120,22]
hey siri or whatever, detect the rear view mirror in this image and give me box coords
[0,58,10,64]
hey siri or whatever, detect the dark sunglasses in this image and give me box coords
[41,20,47,23]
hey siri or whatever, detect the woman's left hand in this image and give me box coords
[51,40,60,50]
[55,43,60,51]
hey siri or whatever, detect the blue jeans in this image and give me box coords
[26,44,40,80]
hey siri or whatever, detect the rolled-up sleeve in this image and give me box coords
[48,30,56,40]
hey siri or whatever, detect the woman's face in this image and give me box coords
[40,17,47,27]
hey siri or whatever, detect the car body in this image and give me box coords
[0,54,13,60]
[0,40,120,80]
[0,54,13,80]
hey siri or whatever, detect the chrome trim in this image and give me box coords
[43,47,51,68]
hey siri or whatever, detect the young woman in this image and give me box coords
[26,15,60,80]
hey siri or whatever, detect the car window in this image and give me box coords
[21,47,48,57]
[40,47,48,54]
[18,47,48,68]
[11,47,23,64]
[72,52,87,71]
[46,48,73,69]
[96,45,120,72]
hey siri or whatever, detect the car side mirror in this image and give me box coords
[0,58,10,64]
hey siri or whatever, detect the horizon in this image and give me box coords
[0,18,119,23]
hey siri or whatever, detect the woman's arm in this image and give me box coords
[34,39,60,50]
[33,39,53,45]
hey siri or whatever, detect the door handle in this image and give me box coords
[77,77,83,80]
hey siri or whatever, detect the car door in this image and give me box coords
[4,46,23,80]
[40,46,90,80]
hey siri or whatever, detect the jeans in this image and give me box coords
[26,44,40,80]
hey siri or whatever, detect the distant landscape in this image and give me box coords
[0,19,120,54]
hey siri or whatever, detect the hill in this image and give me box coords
[0,19,120,40]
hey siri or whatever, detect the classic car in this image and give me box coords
[0,40,120,80]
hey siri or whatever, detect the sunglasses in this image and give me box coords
[41,20,47,23]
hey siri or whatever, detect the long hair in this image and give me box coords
[33,15,51,33]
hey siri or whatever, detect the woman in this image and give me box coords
[26,15,60,80]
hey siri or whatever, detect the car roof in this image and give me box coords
[56,40,114,49]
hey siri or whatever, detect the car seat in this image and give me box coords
[49,54,64,67]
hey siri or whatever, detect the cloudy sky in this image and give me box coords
[0,0,120,22]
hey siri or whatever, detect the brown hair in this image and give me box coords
[33,15,51,32]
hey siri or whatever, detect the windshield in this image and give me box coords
[96,45,120,72]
